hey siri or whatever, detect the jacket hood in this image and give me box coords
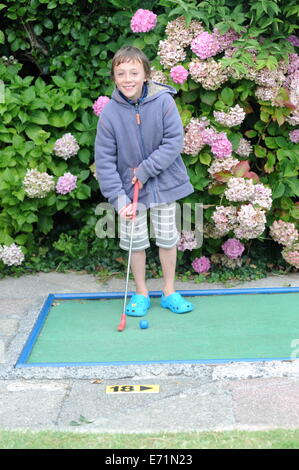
[111,80,177,105]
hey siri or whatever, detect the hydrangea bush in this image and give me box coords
[0,0,298,276]
[136,5,298,274]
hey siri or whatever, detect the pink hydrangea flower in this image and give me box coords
[183,118,208,155]
[93,96,110,116]
[189,58,229,90]
[158,40,186,68]
[287,35,299,47]
[130,9,157,33]
[177,231,197,251]
[23,168,55,198]
[170,65,189,84]
[56,172,77,195]
[212,27,240,53]
[0,243,25,266]
[53,133,79,160]
[289,129,299,143]
[191,31,220,59]
[222,238,245,259]
[282,243,299,269]
[192,256,211,273]
[210,132,233,159]
[269,220,298,246]
[202,127,217,145]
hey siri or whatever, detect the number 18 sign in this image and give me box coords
[106,385,160,394]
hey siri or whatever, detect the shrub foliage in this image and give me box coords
[0,0,298,275]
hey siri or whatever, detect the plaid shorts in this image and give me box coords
[119,202,180,251]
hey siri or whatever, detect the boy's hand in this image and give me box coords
[118,203,134,220]
[132,175,143,189]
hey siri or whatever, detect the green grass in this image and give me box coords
[1,429,299,449]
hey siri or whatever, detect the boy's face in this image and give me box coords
[114,60,146,102]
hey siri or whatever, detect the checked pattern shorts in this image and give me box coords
[119,202,180,252]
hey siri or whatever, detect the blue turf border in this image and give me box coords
[15,287,299,368]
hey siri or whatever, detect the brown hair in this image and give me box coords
[111,46,151,81]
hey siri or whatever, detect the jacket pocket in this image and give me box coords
[158,158,188,190]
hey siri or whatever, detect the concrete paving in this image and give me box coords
[0,271,299,433]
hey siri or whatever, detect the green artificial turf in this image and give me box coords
[25,292,299,365]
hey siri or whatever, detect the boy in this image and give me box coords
[95,46,194,316]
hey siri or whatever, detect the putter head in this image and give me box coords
[117,315,126,332]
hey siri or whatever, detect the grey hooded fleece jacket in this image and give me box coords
[94,80,194,212]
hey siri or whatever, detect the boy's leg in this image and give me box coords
[130,250,148,297]
[150,202,180,296]
[159,245,177,297]
[119,204,149,297]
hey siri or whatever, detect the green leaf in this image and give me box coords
[69,420,81,426]
[132,38,145,49]
[52,76,66,88]
[98,33,110,42]
[208,184,226,195]
[245,130,257,138]
[199,153,211,165]
[56,199,68,210]
[22,87,36,104]
[144,33,159,45]
[220,87,234,106]
[272,181,285,199]
[181,90,198,104]
[43,18,53,29]
[276,149,289,161]
[180,108,192,126]
[286,178,299,196]
[90,45,101,57]
[79,415,94,424]
[264,137,278,149]
[15,234,28,245]
[200,91,217,106]
[37,215,54,234]
[12,134,25,150]
[290,205,299,219]
[254,145,267,158]
[78,170,90,181]
[260,110,270,122]
[275,136,288,148]
[78,149,91,164]
[48,111,76,127]
[25,124,43,142]
[282,162,297,177]
[30,110,49,125]
[76,184,91,199]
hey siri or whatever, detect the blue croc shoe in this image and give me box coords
[125,294,150,317]
[161,292,194,314]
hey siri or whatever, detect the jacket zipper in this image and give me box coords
[135,103,158,203]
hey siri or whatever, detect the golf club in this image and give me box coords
[117,181,139,332]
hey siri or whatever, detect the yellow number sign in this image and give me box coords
[106,384,160,394]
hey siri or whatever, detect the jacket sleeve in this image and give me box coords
[134,94,184,184]
[94,115,131,212]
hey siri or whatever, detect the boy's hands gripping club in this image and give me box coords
[119,171,143,220]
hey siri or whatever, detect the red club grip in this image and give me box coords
[132,181,139,221]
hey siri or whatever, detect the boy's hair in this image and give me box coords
[111,46,151,80]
